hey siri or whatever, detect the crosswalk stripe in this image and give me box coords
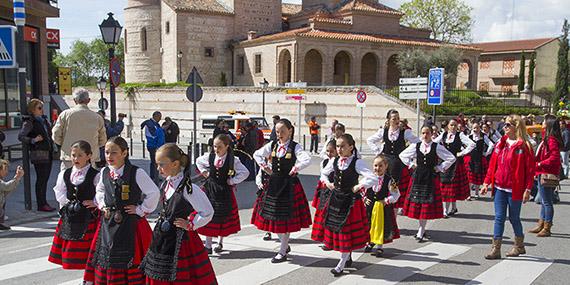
[7,242,52,254]
[59,278,84,285]
[466,256,553,285]
[0,257,61,281]
[330,243,470,285]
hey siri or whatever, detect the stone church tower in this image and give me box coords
[231,0,283,38]
[124,0,162,83]
[302,0,343,10]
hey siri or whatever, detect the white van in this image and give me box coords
[199,112,271,144]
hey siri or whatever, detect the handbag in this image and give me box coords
[540,174,560,188]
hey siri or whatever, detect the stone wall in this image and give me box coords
[534,40,559,90]
[233,0,282,39]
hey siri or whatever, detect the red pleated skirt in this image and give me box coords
[323,199,370,253]
[84,218,153,285]
[440,161,470,202]
[464,155,489,186]
[146,231,218,285]
[394,167,411,209]
[403,177,444,220]
[197,188,240,237]
[252,181,312,234]
[311,182,328,242]
[48,217,98,269]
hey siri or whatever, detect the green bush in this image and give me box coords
[120,82,190,89]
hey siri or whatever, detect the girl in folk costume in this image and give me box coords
[367,109,420,211]
[433,119,476,217]
[85,136,160,285]
[140,144,217,285]
[252,118,312,263]
[253,156,273,241]
[319,123,345,159]
[400,127,456,242]
[311,139,338,249]
[320,134,376,276]
[49,141,100,273]
[465,122,494,200]
[196,134,249,254]
[482,123,499,162]
[364,155,401,257]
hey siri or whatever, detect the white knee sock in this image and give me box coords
[335,252,351,271]
[276,233,290,257]
[218,236,224,245]
[83,282,93,285]
[451,201,457,210]
[205,236,213,249]
[444,202,450,214]
[417,219,427,237]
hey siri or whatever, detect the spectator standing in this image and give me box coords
[19,99,56,212]
[141,111,165,182]
[269,115,280,142]
[52,88,107,171]
[253,120,265,149]
[96,110,125,168]
[560,120,570,179]
[237,121,257,181]
[308,116,320,154]
[0,161,24,230]
[162,116,180,143]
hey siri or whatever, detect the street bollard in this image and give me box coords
[130,137,133,156]
[142,140,146,158]
[303,135,306,150]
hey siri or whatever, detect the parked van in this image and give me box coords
[199,111,271,144]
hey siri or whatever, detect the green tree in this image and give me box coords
[400,0,474,43]
[555,19,570,112]
[518,52,526,92]
[528,53,536,90]
[429,46,463,77]
[397,47,463,79]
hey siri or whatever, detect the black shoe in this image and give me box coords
[0,224,11,230]
[286,245,291,253]
[320,245,332,251]
[364,243,374,253]
[417,233,431,243]
[263,232,272,241]
[214,243,223,253]
[271,254,288,263]
[448,208,458,216]
[374,248,385,257]
[330,268,343,277]
[345,257,353,268]
[205,247,213,255]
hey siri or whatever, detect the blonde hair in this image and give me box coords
[506,114,532,150]
[0,159,9,170]
[27,99,43,114]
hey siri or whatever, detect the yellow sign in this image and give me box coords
[286,89,306,94]
[58,67,72,95]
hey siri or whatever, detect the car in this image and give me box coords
[199,111,271,144]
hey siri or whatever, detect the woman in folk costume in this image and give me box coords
[311,139,338,250]
[252,118,312,263]
[364,155,401,257]
[400,127,456,242]
[367,109,420,211]
[433,119,476,217]
[84,136,159,285]
[49,141,100,274]
[140,144,217,285]
[465,122,494,200]
[320,134,376,276]
[196,134,249,254]
[482,123,499,162]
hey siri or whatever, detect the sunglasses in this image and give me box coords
[504,123,513,128]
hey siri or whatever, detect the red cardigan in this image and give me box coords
[535,136,562,176]
[484,136,536,201]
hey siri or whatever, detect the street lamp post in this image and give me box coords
[97,76,107,104]
[99,12,122,127]
[260,78,269,118]
[177,51,183,82]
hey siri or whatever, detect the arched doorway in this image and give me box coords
[456,59,473,89]
[386,54,400,87]
[361,52,378,85]
[333,51,351,85]
[304,49,323,86]
[278,49,292,85]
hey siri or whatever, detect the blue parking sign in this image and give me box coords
[428,68,444,105]
[0,26,16,69]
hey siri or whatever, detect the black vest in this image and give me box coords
[442,131,462,156]
[204,152,237,223]
[383,128,407,155]
[409,142,438,204]
[63,167,98,202]
[333,156,359,191]
[324,156,359,233]
[469,134,486,173]
[271,141,298,176]
[208,152,235,184]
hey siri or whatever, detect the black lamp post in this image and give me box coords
[260,78,269,118]
[177,51,183,82]
[99,12,122,126]
[97,76,107,109]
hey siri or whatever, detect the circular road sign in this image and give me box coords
[357,90,367,103]
[98,98,109,110]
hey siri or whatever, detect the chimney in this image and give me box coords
[247,30,257,40]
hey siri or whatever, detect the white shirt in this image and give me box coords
[399,141,457,173]
[95,165,160,217]
[367,127,420,155]
[254,140,311,172]
[433,131,476,157]
[319,154,376,189]
[163,171,214,230]
[372,174,400,204]
[196,153,250,185]
[53,164,101,208]
[470,132,495,157]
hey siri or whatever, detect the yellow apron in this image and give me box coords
[369,201,385,245]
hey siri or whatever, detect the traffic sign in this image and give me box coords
[0,26,16,69]
[186,66,204,84]
[109,57,121,87]
[286,89,306,94]
[356,90,367,103]
[285,82,307,88]
[98,98,109,110]
[399,92,427,100]
[286,95,305,101]
[186,84,203,102]
[399,85,427,92]
[399,77,427,85]
[428,68,445,105]
[186,67,204,103]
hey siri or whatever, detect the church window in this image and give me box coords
[205,47,214,57]
[255,54,262,73]
[141,27,147,51]
[165,21,170,34]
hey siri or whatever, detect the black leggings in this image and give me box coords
[33,162,52,208]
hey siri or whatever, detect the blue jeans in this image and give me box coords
[493,188,524,239]
[538,179,555,223]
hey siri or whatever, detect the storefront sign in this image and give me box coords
[46,28,60,49]
[24,26,38,43]
[58,67,72,95]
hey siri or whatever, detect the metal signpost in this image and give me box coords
[285,82,307,143]
[428,68,445,123]
[356,89,367,151]
[186,67,204,167]
[399,77,428,134]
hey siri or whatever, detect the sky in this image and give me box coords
[47,0,568,55]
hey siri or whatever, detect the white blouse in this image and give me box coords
[95,165,160,217]
[367,127,420,155]
[319,154,376,189]
[433,131,476,157]
[196,153,250,185]
[399,141,457,173]
[163,171,214,230]
[53,164,101,208]
[372,174,401,204]
[254,140,311,172]
[470,132,495,157]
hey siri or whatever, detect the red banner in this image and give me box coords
[47,28,60,49]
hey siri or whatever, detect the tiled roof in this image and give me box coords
[311,17,352,25]
[472,38,557,53]
[337,0,403,16]
[282,3,302,16]
[162,0,233,15]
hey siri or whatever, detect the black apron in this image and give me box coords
[58,167,98,240]
[316,159,334,210]
[259,141,298,221]
[409,143,438,204]
[92,164,142,269]
[140,174,194,281]
[382,128,407,182]
[439,132,462,183]
[324,156,359,233]
[204,152,235,223]
[365,175,396,241]
[469,134,485,174]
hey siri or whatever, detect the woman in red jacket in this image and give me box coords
[529,114,561,237]
[481,114,535,260]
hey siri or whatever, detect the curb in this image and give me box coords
[8,211,59,226]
